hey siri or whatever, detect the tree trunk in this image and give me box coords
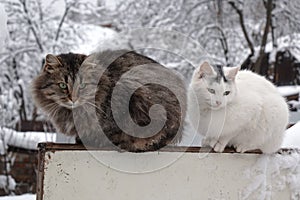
[253,0,273,74]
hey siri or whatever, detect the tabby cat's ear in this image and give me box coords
[79,54,87,61]
[44,54,62,73]
[226,66,240,81]
[197,61,214,78]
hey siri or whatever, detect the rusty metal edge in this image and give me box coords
[37,142,299,154]
[37,143,300,160]
[36,143,47,200]
[36,142,242,153]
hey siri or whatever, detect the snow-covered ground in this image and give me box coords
[240,150,300,200]
[0,194,35,200]
[0,127,55,154]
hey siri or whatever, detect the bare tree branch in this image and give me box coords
[215,1,229,64]
[55,0,74,41]
[206,25,229,64]
[228,1,254,57]
[270,0,277,48]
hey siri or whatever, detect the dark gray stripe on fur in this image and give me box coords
[212,64,227,83]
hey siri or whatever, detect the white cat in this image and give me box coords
[188,61,289,153]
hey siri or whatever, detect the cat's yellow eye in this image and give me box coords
[59,82,67,89]
[224,91,230,96]
[79,83,86,89]
[207,88,215,94]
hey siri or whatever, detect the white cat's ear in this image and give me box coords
[197,61,214,78]
[44,54,62,73]
[226,66,240,81]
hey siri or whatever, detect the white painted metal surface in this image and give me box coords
[38,145,299,200]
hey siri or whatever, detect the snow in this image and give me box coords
[241,151,300,200]
[41,0,98,16]
[266,34,300,63]
[0,176,16,191]
[71,25,123,54]
[0,4,8,51]
[0,194,35,200]
[0,127,56,154]
[288,100,300,110]
[264,33,300,63]
[277,86,300,97]
[282,122,300,148]
[251,34,300,64]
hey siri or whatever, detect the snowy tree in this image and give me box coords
[1,0,300,131]
[0,4,17,195]
[0,0,99,128]
[228,0,300,76]
[109,0,300,79]
[0,4,8,50]
[111,0,257,79]
[111,1,219,80]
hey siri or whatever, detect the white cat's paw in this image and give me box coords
[235,144,248,153]
[202,137,218,148]
[213,141,226,153]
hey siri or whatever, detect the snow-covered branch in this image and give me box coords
[18,0,44,52]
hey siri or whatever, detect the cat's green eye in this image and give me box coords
[79,83,86,89]
[207,88,215,94]
[224,91,231,96]
[59,83,67,89]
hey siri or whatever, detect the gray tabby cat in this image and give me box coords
[32,50,186,152]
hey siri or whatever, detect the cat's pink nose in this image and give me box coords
[216,101,221,106]
[71,95,78,102]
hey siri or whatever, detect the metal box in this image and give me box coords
[37,143,299,200]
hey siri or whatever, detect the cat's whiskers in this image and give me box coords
[43,102,63,118]
[43,102,58,112]
[47,106,59,118]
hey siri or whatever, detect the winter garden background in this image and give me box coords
[0,0,300,199]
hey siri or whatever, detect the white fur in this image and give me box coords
[188,63,289,153]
